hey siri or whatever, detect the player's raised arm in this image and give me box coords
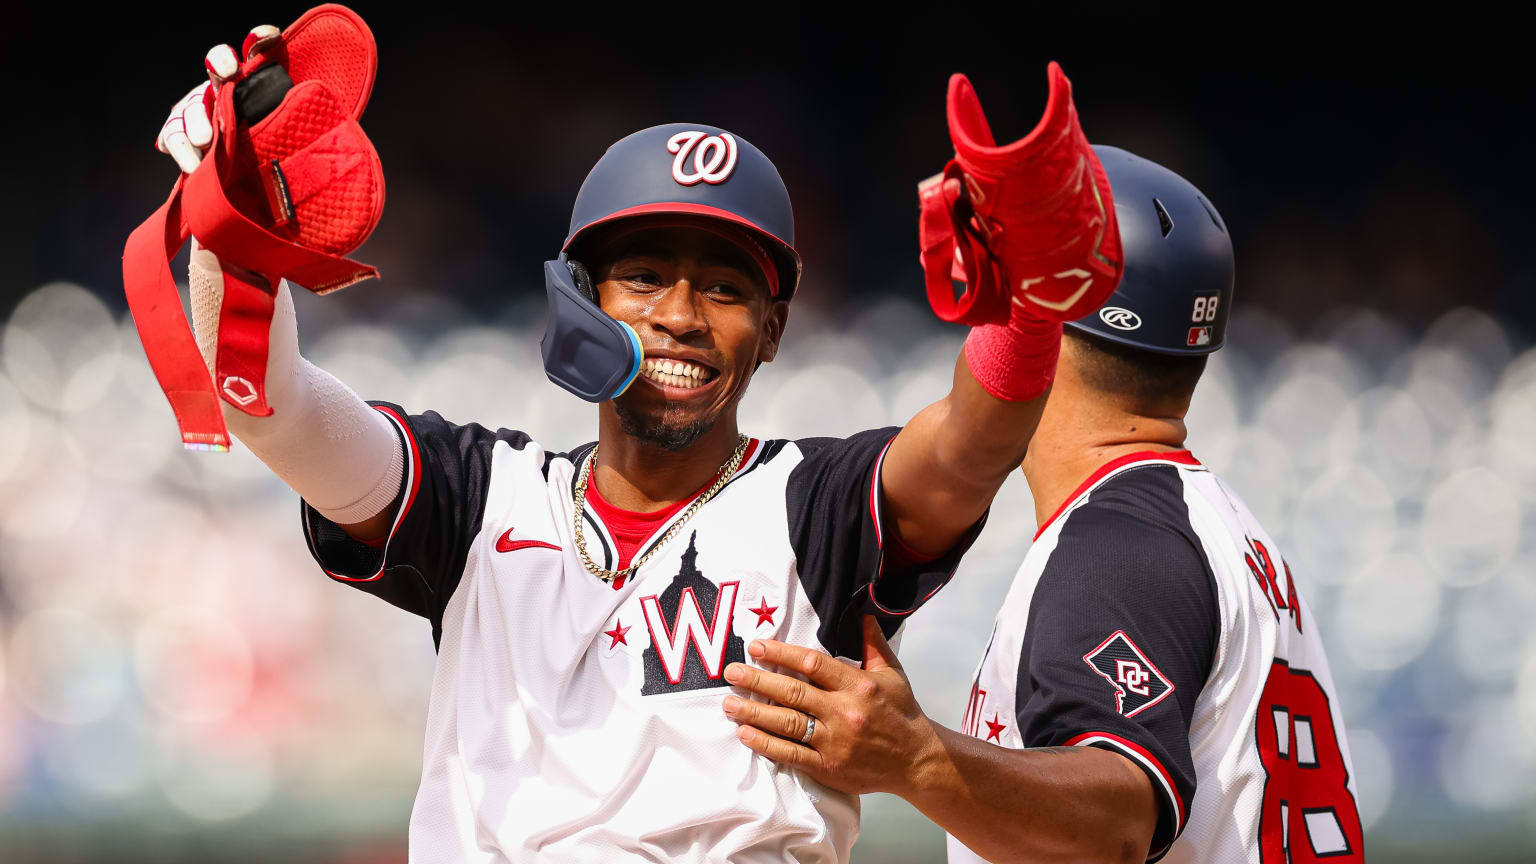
[154,28,403,543]
[880,64,1123,557]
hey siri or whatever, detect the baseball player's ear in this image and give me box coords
[758,301,789,363]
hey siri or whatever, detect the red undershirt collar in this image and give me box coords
[582,439,760,573]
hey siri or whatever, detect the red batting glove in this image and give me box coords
[918,63,1123,402]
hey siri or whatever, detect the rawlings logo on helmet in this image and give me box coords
[1099,306,1142,331]
[667,131,738,186]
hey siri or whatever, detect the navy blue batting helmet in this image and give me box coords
[541,123,800,403]
[1066,146,1235,355]
[564,123,801,298]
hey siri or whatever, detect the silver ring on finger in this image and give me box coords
[800,715,816,745]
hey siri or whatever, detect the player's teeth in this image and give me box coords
[643,359,712,385]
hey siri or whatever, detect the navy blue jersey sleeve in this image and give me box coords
[299,401,530,645]
[1014,465,1219,861]
[786,428,986,659]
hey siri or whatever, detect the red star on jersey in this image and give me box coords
[985,713,1006,742]
[604,620,631,649]
[748,597,778,627]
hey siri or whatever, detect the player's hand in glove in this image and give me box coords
[148,25,282,377]
[153,25,280,173]
[919,63,1124,403]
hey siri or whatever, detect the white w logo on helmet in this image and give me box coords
[667,131,739,186]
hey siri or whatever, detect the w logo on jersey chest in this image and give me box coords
[640,532,745,694]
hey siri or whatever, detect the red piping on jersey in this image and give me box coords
[1065,730,1187,840]
[584,438,760,571]
[1034,450,1200,541]
[868,436,896,548]
[322,405,423,583]
[865,435,949,617]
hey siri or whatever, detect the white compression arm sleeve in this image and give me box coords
[189,239,404,526]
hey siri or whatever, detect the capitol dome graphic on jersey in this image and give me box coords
[641,532,746,695]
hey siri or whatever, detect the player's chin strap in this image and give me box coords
[122,3,383,451]
[540,254,643,403]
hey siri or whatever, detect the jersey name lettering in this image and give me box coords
[1245,535,1303,634]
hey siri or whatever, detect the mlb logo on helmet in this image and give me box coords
[1187,327,1213,347]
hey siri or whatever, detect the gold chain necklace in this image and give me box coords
[572,434,750,583]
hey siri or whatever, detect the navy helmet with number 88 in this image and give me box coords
[1066,146,1235,355]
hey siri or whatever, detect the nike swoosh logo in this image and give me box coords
[496,527,561,554]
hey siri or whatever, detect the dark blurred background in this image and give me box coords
[2,7,1534,863]
[5,8,1532,333]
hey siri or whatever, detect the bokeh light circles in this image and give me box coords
[156,730,275,821]
[1289,465,1397,585]
[7,607,126,725]
[134,608,255,724]
[1337,553,1441,670]
[1,282,119,413]
[1421,467,1521,586]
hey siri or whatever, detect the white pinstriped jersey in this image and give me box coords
[947,451,1363,863]
[300,403,979,863]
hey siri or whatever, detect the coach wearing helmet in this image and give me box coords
[152,22,1125,863]
[722,148,1365,863]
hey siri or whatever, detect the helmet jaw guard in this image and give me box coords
[540,256,643,402]
[1065,146,1235,356]
[541,123,798,403]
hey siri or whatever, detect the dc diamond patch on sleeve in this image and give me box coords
[1082,630,1174,718]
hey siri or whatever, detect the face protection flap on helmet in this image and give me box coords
[540,258,643,403]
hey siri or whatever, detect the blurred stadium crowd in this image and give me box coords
[0,276,1532,859]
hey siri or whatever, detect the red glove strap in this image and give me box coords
[121,4,383,451]
[963,306,1062,402]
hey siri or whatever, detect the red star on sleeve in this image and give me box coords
[604,620,631,648]
[748,597,778,627]
[985,713,1007,742]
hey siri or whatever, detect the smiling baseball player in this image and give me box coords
[720,148,1365,863]
[146,17,1126,863]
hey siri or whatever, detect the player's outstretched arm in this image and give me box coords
[163,29,403,543]
[723,618,1158,864]
[882,65,1121,558]
[881,353,1047,557]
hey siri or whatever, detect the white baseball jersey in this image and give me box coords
[300,403,979,863]
[947,450,1363,863]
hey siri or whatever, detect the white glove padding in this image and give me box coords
[154,25,280,174]
[190,240,403,527]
